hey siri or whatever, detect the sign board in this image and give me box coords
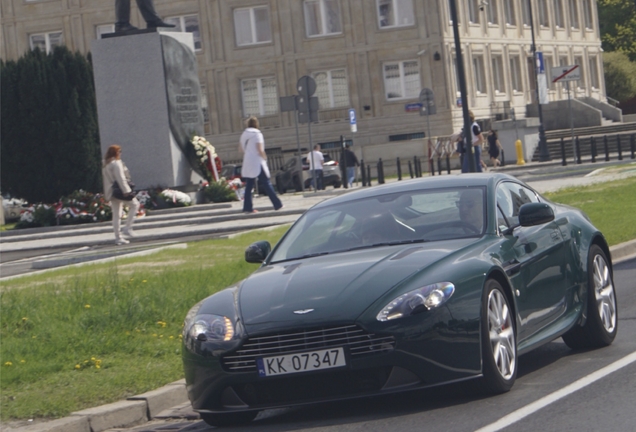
[349,108,357,132]
[279,95,297,112]
[536,51,545,74]
[551,64,580,83]
[405,103,422,113]
[297,76,317,99]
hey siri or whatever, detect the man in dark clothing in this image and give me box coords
[343,144,359,188]
[115,0,176,32]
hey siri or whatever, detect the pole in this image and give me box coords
[528,0,551,162]
[308,120,316,192]
[449,0,475,172]
[567,81,575,163]
[294,106,304,192]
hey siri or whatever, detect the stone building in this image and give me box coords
[1,0,608,163]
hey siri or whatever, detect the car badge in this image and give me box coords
[293,309,314,315]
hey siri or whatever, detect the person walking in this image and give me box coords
[102,145,140,245]
[487,129,503,168]
[343,143,359,188]
[114,0,176,32]
[461,110,485,173]
[239,116,283,213]
[306,144,324,190]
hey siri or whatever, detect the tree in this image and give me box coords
[602,51,636,102]
[598,0,636,61]
[1,47,101,203]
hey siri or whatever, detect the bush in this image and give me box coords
[203,180,239,203]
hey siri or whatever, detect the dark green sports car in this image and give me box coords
[182,173,617,427]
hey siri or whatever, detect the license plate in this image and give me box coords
[256,347,346,377]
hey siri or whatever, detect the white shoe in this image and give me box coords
[115,238,130,245]
[122,228,136,238]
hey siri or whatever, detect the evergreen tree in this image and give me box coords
[0,47,101,203]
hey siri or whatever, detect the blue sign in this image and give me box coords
[349,108,356,125]
[405,103,422,112]
[536,51,545,74]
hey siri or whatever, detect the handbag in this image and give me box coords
[112,180,135,201]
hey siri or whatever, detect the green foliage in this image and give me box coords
[598,0,636,61]
[602,51,636,102]
[0,47,101,203]
[203,179,239,203]
[0,227,288,420]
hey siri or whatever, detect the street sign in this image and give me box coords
[418,87,436,116]
[349,108,357,132]
[551,64,580,83]
[279,95,297,112]
[405,103,422,112]
[297,76,317,99]
[536,52,545,74]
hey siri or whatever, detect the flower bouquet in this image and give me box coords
[159,189,192,207]
[191,135,220,182]
[202,178,239,203]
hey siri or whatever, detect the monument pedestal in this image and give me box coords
[92,31,205,190]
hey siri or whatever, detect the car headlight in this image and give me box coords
[186,314,235,342]
[376,282,455,322]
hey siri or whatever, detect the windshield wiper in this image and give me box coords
[344,238,431,251]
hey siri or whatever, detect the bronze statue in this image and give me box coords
[115,0,176,32]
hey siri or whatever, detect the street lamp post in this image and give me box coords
[449,0,476,172]
[528,0,551,161]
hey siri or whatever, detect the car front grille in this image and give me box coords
[222,325,395,372]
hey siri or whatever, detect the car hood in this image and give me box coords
[238,239,475,333]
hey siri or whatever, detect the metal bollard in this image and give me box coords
[429,157,435,176]
[397,157,402,181]
[591,136,596,163]
[366,164,372,186]
[446,154,451,174]
[604,135,609,161]
[416,157,423,177]
[560,137,567,166]
[575,137,581,164]
[501,149,505,167]
[360,159,366,186]
[408,160,414,178]
[617,135,623,161]
[377,158,385,184]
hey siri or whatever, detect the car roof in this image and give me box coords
[311,173,522,209]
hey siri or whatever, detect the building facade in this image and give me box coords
[1,0,605,162]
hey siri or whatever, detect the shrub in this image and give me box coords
[203,179,239,203]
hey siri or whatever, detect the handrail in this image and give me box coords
[606,96,620,107]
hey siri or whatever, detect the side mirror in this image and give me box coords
[519,203,555,227]
[245,241,272,264]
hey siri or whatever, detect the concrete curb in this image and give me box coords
[610,238,636,263]
[6,380,188,432]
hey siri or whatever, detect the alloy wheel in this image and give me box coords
[488,289,516,380]
[592,254,617,333]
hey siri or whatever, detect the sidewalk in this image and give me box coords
[2,159,636,432]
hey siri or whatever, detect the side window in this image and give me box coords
[496,207,510,233]
[496,182,539,226]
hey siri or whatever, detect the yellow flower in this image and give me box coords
[169,336,174,339]
[20,360,26,364]
[22,317,28,322]
[4,361,13,367]
[95,364,101,369]
[84,304,91,309]
[75,364,81,369]
[142,280,147,283]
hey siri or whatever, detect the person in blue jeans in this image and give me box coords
[239,116,282,213]
[343,144,359,187]
[461,110,485,173]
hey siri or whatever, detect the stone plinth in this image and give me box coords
[92,31,205,190]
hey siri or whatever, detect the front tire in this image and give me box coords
[481,279,517,394]
[562,244,617,350]
[200,411,258,427]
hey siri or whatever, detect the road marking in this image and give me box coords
[475,351,636,432]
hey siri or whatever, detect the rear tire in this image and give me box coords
[562,244,617,350]
[200,411,258,427]
[480,279,517,394]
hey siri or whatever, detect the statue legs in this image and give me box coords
[115,0,175,32]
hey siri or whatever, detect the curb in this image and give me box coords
[6,380,188,432]
[610,238,636,263]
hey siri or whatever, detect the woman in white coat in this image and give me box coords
[102,145,140,245]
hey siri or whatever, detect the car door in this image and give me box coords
[496,182,567,341]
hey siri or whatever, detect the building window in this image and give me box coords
[583,0,593,29]
[383,60,420,100]
[241,77,278,116]
[473,55,486,94]
[377,0,415,29]
[553,0,564,28]
[96,24,115,39]
[492,55,505,93]
[521,0,531,26]
[568,0,579,29]
[304,0,342,37]
[468,0,480,24]
[504,0,516,26]
[538,0,549,27]
[574,55,585,89]
[544,55,555,90]
[234,6,271,46]
[29,31,63,53]
[510,55,523,92]
[588,56,599,89]
[487,0,499,25]
[165,15,202,51]
[312,69,349,108]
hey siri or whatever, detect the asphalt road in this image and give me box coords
[115,256,636,432]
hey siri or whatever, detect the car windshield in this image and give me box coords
[270,186,486,262]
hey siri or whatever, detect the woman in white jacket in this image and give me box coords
[102,145,140,245]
